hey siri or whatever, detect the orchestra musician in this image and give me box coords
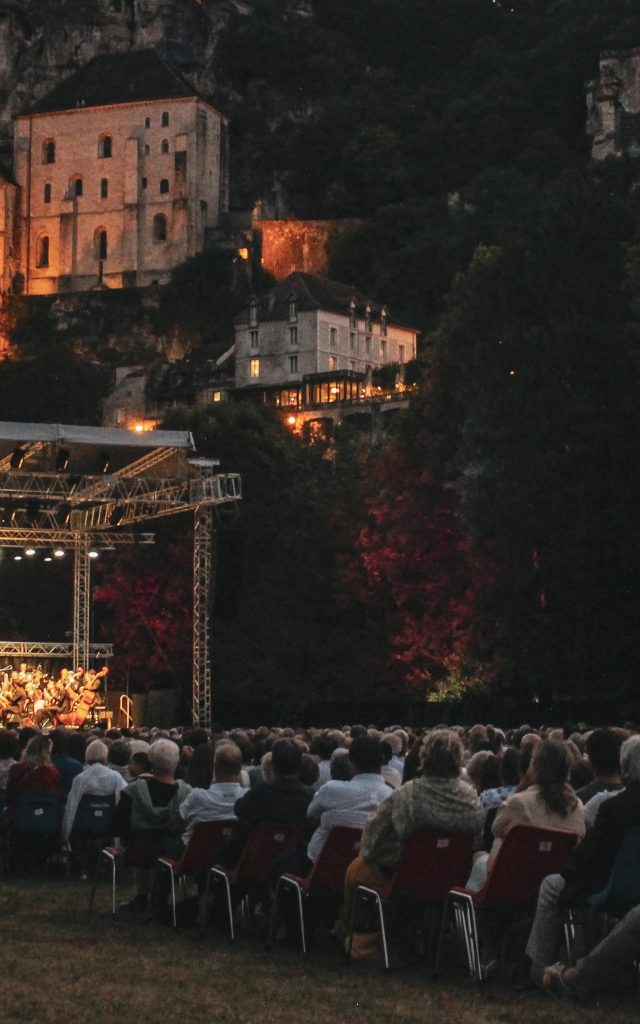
[0,663,109,728]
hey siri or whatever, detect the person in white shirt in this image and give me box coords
[62,739,126,842]
[178,742,244,847]
[306,735,392,863]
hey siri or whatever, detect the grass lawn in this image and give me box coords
[0,874,637,1024]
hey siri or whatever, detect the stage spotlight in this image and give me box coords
[97,451,111,474]
[10,448,25,469]
[109,506,125,527]
[25,500,40,524]
[53,547,65,558]
[13,554,22,561]
[55,449,70,472]
[44,556,52,562]
[24,547,36,557]
[88,549,99,559]
[57,503,71,526]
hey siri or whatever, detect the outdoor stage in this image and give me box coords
[0,421,241,727]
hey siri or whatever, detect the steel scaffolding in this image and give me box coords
[193,504,213,727]
[72,537,92,671]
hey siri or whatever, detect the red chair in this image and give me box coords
[347,828,475,970]
[88,829,165,916]
[204,822,311,940]
[157,819,239,928]
[266,824,362,954]
[438,825,579,981]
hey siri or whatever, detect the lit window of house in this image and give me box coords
[98,135,112,158]
[160,178,170,194]
[399,344,405,364]
[36,235,49,268]
[329,355,337,371]
[43,183,51,204]
[250,358,260,378]
[289,326,298,346]
[100,178,108,199]
[43,140,56,164]
[250,329,259,349]
[212,391,222,403]
[288,296,297,322]
[330,326,337,348]
[161,111,170,127]
[289,354,298,373]
[153,214,167,241]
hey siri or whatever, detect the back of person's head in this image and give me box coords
[229,730,253,764]
[49,729,70,756]
[19,726,38,750]
[586,728,623,777]
[570,759,594,790]
[0,728,18,760]
[349,735,384,774]
[620,735,640,784]
[330,752,352,781]
[499,747,521,787]
[214,742,242,781]
[22,733,53,766]
[85,739,108,765]
[299,753,320,787]
[271,738,303,777]
[260,750,274,784]
[420,729,463,779]
[108,739,130,767]
[182,727,209,749]
[384,732,403,756]
[187,743,215,788]
[349,724,367,740]
[467,724,489,754]
[531,739,575,816]
[467,751,500,792]
[129,751,152,777]
[148,738,180,776]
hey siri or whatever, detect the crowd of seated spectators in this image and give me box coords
[1,719,640,997]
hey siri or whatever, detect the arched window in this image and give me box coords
[144,117,151,129]
[153,214,167,242]
[100,178,108,199]
[159,178,169,195]
[94,228,108,260]
[161,111,169,127]
[161,139,169,154]
[36,235,49,268]
[42,139,56,164]
[98,135,112,158]
[43,183,51,204]
[69,175,83,197]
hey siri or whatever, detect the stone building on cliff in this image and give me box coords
[587,47,640,159]
[7,49,229,294]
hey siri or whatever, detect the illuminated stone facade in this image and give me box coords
[587,48,640,159]
[11,50,228,295]
[235,272,418,391]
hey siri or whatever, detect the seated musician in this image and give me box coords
[57,667,108,728]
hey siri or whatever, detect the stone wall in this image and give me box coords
[256,218,359,281]
[587,47,640,159]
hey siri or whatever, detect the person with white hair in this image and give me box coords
[111,738,191,911]
[61,738,127,842]
[527,735,640,987]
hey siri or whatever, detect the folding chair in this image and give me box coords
[204,822,311,940]
[266,824,362,954]
[347,827,474,970]
[10,791,66,872]
[88,829,165,916]
[68,794,116,876]
[564,826,640,964]
[156,819,239,928]
[439,825,579,981]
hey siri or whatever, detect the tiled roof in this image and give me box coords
[236,271,390,325]
[25,50,205,115]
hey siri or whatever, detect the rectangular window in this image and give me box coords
[141,177,147,190]
[399,345,405,364]
[329,355,337,371]
[288,326,298,346]
[349,332,356,351]
[100,178,108,199]
[288,298,297,322]
[289,355,298,372]
[212,391,222,403]
[250,330,259,350]
[349,360,356,370]
[381,338,387,361]
[330,326,337,348]
[250,358,260,379]
[365,336,371,355]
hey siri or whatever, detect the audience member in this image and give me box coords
[61,739,126,842]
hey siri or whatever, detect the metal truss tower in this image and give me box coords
[192,505,213,727]
[72,536,91,671]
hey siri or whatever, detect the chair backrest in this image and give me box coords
[14,792,65,836]
[179,819,239,874]
[477,825,579,908]
[306,825,362,896]
[387,828,475,902]
[72,794,116,837]
[588,826,640,914]
[234,822,311,885]
[123,829,166,868]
